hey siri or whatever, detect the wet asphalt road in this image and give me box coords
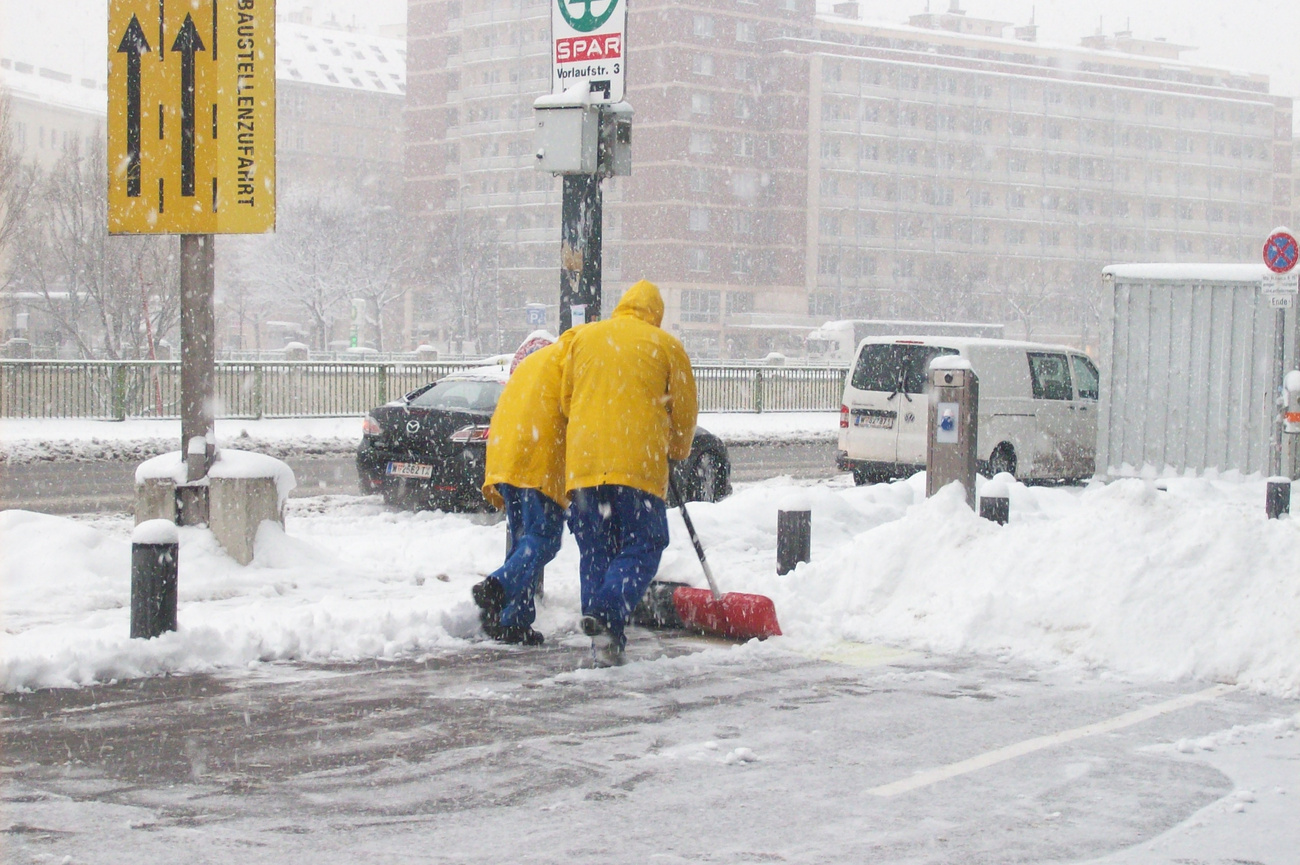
[2,634,1292,864]
[0,441,839,515]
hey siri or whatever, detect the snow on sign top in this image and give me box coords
[551,0,626,103]
[1263,229,1299,274]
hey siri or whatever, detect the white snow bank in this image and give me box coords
[5,471,1298,696]
[1,412,840,464]
[661,475,1300,697]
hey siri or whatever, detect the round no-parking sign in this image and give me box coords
[1263,229,1299,274]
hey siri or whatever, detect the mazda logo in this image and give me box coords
[405,420,420,434]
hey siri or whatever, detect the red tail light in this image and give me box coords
[450,424,491,443]
[839,405,849,428]
[361,415,382,436]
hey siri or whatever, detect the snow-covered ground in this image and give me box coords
[3,472,1297,697]
[0,411,837,464]
[4,471,1299,861]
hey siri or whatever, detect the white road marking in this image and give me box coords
[868,683,1236,797]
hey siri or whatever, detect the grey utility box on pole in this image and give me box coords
[926,357,979,507]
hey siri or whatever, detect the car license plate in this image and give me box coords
[386,461,434,479]
[853,410,896,429]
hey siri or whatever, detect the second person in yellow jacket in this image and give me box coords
[473,328,577,645]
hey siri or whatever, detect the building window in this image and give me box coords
[734,96,752,119]
[727,291,755,313]
[691,93,712,115]
[693,54,714,76]
[689,132,714,154]
[819,139,840,159]
[736,21,758,42]
[689,169,709,194]
[818,254,839,275]
[687,249,710,273]
[689,208,710,232]
[808,292,837,316]
[1006,227,1028,245]
[682,289,720,321]
[735,59,753,81]
[856,215,877,236]
[734,211,754,234]
[1145,202,1162,218]
[735,136,756,157]
[730,252,753,276]
[693,15,714,37]
[819,213,839,235]
[855,255,877,277]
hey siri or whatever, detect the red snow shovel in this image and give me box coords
[643,477,782,641]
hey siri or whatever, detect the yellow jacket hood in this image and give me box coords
[612,280,664,327]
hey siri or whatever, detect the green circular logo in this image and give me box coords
[558,0,619,33]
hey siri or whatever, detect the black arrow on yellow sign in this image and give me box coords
[171,13,205,198]
[116,14,150,198]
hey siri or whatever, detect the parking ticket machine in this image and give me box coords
[927,358,979,507]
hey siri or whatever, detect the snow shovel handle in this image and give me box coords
[668,473,723,601]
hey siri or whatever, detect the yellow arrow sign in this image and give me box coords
[108,0,276,235]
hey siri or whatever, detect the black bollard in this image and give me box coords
[131,520,179,639]
[1266,479,1291,520]
[777,510,811,575]
[979,495,1009,525]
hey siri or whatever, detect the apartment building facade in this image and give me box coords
[406,0,1294,357]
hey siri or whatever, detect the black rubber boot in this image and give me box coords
[494,625,545,646]
[472,578,506,637]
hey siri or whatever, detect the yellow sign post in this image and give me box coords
[109,1,275,484]
[108,0,276,234]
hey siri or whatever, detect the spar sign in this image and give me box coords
[551,0,626,102]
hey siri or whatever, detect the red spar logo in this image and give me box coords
[555,33,622,63]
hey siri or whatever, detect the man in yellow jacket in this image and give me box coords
[473,330,575,645]
[561,279,698,665]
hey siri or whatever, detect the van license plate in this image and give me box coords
[387,462,434,479]
[853,410,896,429]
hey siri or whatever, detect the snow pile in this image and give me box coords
[663,475,1300,696]
[3,472,1298,695]
[0,418,367,465]
[0,412,838,464]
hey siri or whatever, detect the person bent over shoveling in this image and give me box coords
[561,280,698,666]
[473,330,577,645]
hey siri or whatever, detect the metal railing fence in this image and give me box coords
[0,360,848,419]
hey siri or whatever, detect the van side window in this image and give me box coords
[851,344,958,394]
[1070,355,1099,400]
[1027,352,1073,400]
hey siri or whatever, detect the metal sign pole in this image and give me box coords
[559,173,602,332]
[180,233,215,481]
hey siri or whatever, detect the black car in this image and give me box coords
[357,366,732,511]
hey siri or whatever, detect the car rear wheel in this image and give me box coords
[692,452,723,502]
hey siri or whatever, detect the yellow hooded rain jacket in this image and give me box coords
[481,329,578,510]
[560,280,698,499]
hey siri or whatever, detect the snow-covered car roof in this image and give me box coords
[439,361,511,384]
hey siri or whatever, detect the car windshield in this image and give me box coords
[407,379,504,412]
[851,343,959,394]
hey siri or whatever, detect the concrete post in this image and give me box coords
[209,475,283,565]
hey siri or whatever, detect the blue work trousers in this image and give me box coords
[490,484,565,629]
[568,485,669,647]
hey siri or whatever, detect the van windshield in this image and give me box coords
[851,344,959,394]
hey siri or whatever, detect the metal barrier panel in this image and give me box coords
[0,361,848,418]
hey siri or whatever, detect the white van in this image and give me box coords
[835,337,1100,484]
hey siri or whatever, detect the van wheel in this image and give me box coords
[986,444,1017,478]
[852,467,884,486]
